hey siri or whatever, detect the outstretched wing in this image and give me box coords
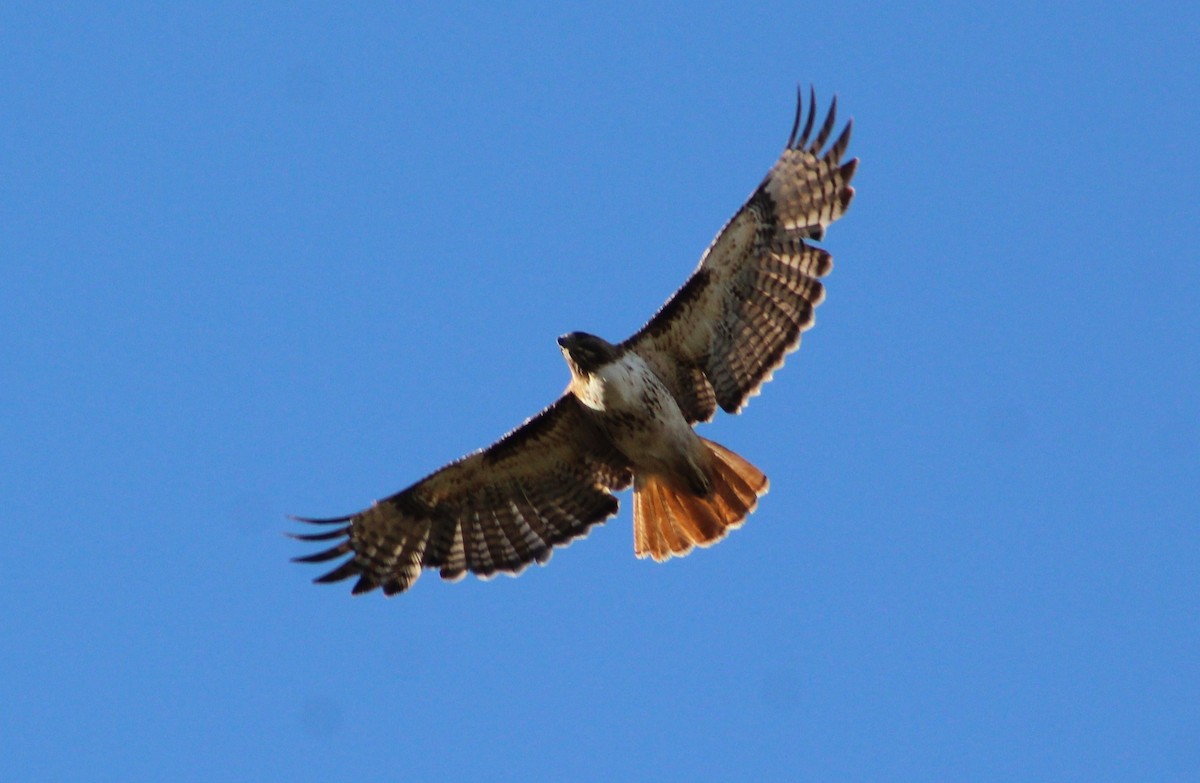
[622,87,857,423]
[292,396,633,596]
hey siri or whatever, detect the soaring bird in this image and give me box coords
[293,88,857,596]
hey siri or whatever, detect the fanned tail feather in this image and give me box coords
[632,438,769,562]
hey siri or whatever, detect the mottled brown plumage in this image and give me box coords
[293,396,632,595]
[292,87,857,596]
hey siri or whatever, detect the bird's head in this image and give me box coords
[557,332,619,376]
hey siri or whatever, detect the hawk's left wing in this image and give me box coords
[292,395,633,595]
[622,87,857,423]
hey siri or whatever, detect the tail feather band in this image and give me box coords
[633,438,769,562]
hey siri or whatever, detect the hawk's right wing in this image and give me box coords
[292,395,633,596]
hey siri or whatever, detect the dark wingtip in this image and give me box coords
[286,527,351,542]
[787,84,804,147]
[826,117,854,163]
[812,94,838,151]
[288,513,355,525]
[351,574,380,594]
[313,558,362,585]
[797,84,818,148]
[292,543,351,564]
[289,512,371,592]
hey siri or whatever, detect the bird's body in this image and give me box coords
[562,334,708,495]
[293,87,857,596]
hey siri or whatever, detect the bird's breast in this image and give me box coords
[572,353,702,480]
[573,353,659,414]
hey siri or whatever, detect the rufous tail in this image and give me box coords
[632,438,769,562]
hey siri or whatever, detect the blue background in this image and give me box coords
[3,2,1197,780]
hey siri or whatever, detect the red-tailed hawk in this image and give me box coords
[293,87,857,595]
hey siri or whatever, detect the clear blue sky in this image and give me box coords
[2,2,1197,781]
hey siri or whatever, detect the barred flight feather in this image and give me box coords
[622,85,856,422]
